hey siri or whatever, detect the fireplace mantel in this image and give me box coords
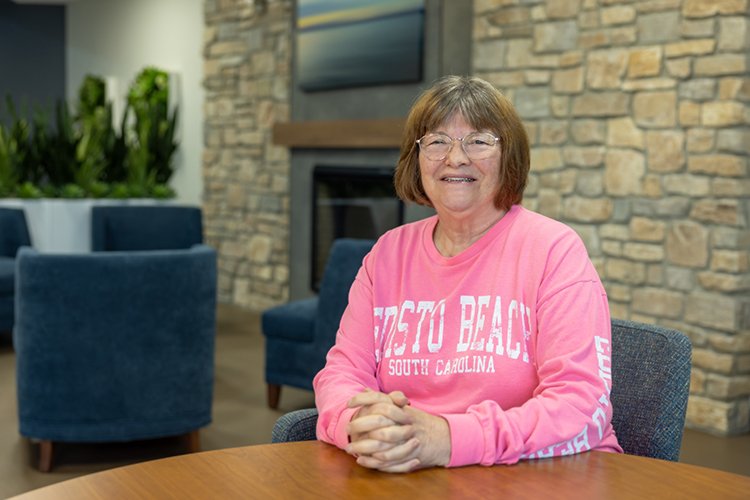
[272,118,406,149]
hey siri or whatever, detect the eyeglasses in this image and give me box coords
[416,132,499,161]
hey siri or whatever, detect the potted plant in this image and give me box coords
[0,67,181,252]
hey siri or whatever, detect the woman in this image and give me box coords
[313,75,622,472]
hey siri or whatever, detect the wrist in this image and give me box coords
[435,416,451,466]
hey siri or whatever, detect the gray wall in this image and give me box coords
[0,0,65,125]
[291,0,472,121]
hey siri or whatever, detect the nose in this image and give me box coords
[445,138,470,166]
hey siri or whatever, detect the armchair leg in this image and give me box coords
[268,384,281,409]
[185,430,201,453]
[38,440,54,472]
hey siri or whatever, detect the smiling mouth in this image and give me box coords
[441,176,475,183]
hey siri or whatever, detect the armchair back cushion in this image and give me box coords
[91,205,203,251]
[0,207,31,334]
[0,207,31,257]
[314,238,377,358]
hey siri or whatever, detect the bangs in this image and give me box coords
[420,84,502,136]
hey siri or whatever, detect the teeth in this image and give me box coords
[443,177,474,183]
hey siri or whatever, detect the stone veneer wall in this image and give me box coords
[203,0,749,435]
[473,0,749,435]
[203,0,293,311]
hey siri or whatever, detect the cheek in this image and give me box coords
[482,158,502,183]
[418,159,435,181]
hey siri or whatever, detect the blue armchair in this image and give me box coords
[272,319,692,463]
[262,238,375,409]
[0,207,31,337]
[91,205,203,251]
[14,245,217,471]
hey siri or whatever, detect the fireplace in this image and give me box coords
[311,165,404,291]
[287,148,433,300]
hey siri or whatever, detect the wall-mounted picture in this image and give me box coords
[296,0,425,92]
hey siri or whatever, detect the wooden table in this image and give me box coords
[12,441,750,499]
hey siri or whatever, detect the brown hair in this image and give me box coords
[394,75,530,210]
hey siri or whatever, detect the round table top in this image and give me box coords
[12,440,750,499]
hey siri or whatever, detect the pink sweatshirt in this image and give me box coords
[314,205,622,467]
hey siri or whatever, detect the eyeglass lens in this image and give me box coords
[418,133,498,161]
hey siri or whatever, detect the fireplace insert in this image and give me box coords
[312,165,404,291]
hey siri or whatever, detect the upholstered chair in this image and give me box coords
[0,207,31,337]
[272,319,692,463]
[608,318,692,461]
[14,245,217,471]
[90,205,203,251]
[262,238,375,409]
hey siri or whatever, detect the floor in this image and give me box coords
[0,304,748,498]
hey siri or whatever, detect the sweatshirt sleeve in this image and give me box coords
[442,236,620,467]
[313,253,380,449]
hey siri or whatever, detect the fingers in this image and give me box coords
[348,389,410,408]
[354,438,421,473]
[366,421,416,443]
[347,413,398,436]
[371,437,420,463]
[345,388,420,472]
[387,390,410,407]
[346,437,392,456]
[345,427,413,457]
[344,392,451,473]
[374,459,421,474]
[348,390,392,408]
[358,456,421,473]
[347,389,412,429]
[347,423,416,455]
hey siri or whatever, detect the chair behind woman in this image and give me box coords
[609,318,691,461]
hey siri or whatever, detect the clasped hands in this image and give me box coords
[345,389,451,473]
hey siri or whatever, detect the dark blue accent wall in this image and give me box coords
[0,0,65,125]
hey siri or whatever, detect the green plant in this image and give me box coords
[77,75,106,120]
[16,181,44,199]
[101,106,129,185]
[150,183,175,199]
[127,67,179,185]
[28,99,81,190]
[0,97,30,196]
[0,127,20,197]
[75,104,111,193]
[0,66,179,200]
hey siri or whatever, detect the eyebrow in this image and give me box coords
[427,128,484,137]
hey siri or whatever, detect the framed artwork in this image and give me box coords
[295,0,425,91]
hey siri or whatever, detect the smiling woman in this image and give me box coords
[295,0,425,91]
[312,75,624,473]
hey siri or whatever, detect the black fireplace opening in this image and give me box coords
[312,165,404,292]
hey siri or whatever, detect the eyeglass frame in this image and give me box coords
[415,132,500,161]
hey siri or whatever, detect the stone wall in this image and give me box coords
[202,0,749,435]
[473,0,749,435]
[203,0,293,311]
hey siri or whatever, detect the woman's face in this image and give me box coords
[418,113,502,221]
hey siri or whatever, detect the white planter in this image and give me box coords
[0,199,175,253]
